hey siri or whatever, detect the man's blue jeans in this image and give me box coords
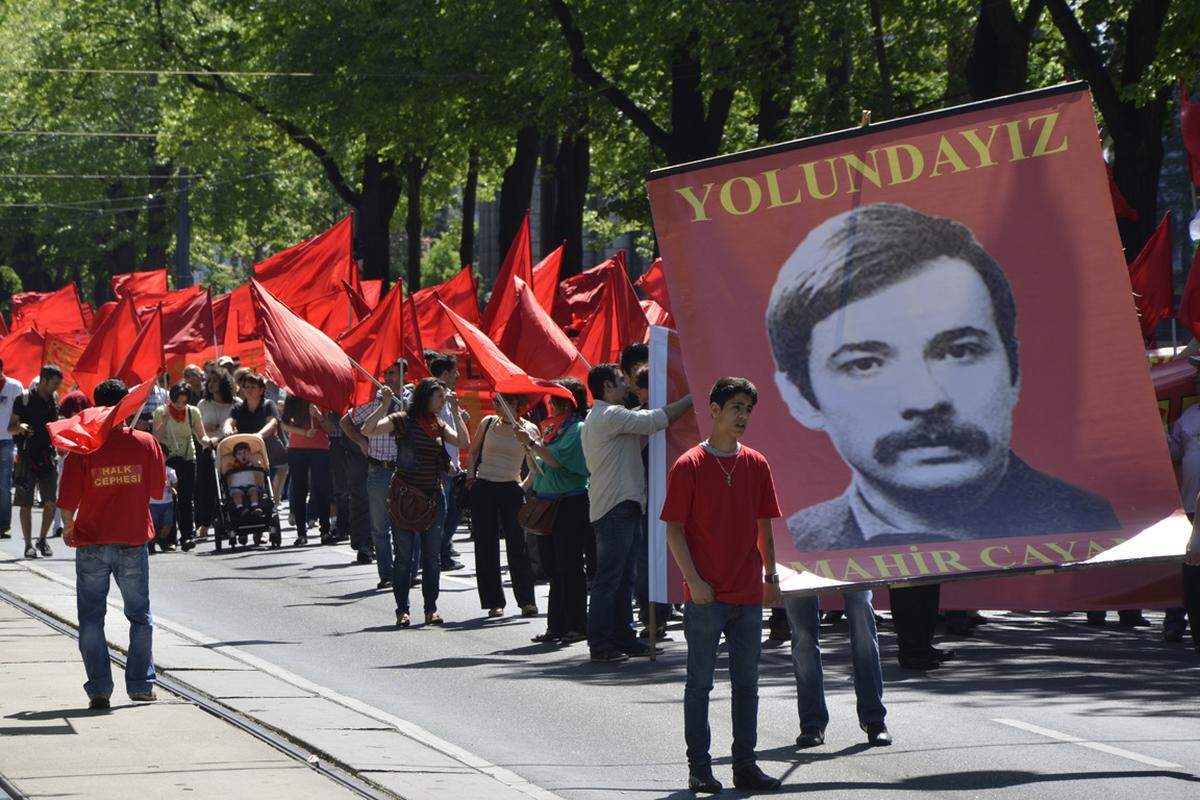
[392,489,446,615]
[75,544,155,699]
[784,591,885,732]
[440,474,462,566]
[367,463,397,582]
[683,600,763,770]
[587,500,641,653]
[0,440,13,532]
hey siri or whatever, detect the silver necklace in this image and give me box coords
[704,441,738,486]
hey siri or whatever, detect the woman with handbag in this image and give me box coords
[360,378,469,628]
[281,395,335,547]
[514,378,591,644]
[152,382,215,553]
[195,370,236,542]
[465,394,541,619]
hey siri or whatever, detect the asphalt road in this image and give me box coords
[6,506,1200,800]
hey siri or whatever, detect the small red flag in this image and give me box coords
[342,279,373,320]
[555,251,627,333]
[1128,213,1173,341]
[253,215,356,313]
[72,295,143,400]
[0,327,46,386]
[635,258,673,316]
[532,244,564,316]
[338,285,407,407]
[249,279,355,413]
[135,286,215,356]
[360,280,383,309]
[482,210,532,336]
[48,378,156,454]
[641,299,673,329]
[412,266,479,351]
[111,268,168,299]
[571,258,650,365]
[437,299,573,402]
[11,284,87,334]
[90,301,117,334]
[492,277,590,383]
[116,307,166,387]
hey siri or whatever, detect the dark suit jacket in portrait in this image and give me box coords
[788,453,1120,552]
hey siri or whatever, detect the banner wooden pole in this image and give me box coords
[495,393,544,475]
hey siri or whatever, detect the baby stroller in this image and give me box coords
[212,433,282,551]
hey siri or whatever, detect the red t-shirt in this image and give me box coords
[57,427,166,547]
[660,443,782,605]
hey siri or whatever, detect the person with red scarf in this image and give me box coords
[151,382,213,552]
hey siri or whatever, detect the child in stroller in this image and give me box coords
[224,441,267,519]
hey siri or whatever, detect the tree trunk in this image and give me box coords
[145,163,173,268]
[821,14,853,132]
[964,0,1044,100]
[498,125,540,262]
[665,32,734,164]
[539,135,560,258]
[404,154,425,291]
[355,150,401,287]
[868,0,895,117]
[459,147,479,268]
[554,129,589,277]
[755,1,798,144]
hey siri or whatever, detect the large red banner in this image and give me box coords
[646,84,1187,592]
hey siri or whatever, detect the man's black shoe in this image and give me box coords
[441,560,466,571]
[377,579,393,590]
[688,766,722,794]
[795,727,825,748]
[589,649,629,664]
[927,647,957,661]
[1165,626,1186,643]
[88,695,110,710]
[898,655,940,671]
[411,576,422,587]
[1118,615,1152,628]
[732,764,781,791]
[861,721,892,746]
[621,641,653,657]
[356,550,373,565]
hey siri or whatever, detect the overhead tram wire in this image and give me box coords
[0,66,494,81]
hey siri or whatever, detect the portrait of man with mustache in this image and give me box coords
[766,203,1119,552]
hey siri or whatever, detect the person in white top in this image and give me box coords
[429,353,467,572]
[580,362,692,663]
[0,358,24,539]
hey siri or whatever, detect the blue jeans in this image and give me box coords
[367,463,397,582]
[75,544,155,698]
[587,500,641,653]
[683,600,762,770]
[440,474,462,566]
[785,591,885,731]
[392,488,446,615]
[288,448,331,535]
[0,440,13,531]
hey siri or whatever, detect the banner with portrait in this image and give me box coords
[646,83,1189,594]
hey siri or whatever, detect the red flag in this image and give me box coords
[248,279,355,413]
[42,333,87,386]
[1183,82,1200,188]
[1177,245,1200,340]
[0,313,8,337]
[1128,213,1173,341]
[532,244,564,316]
[116,307,166,387]
[135,286,215,356]
[493,277,590,383]
[338,285,406,406]
[412,266,479,351]
[342,279,373,320]
[437,299,572,401]
[641,299,674,329]
[555,251,627,333]
[481,210,532,336]
[294,289,359,340]
[570,258,650,365]
[47,378,155,455]
[360,280,383,309]
[11,284,87,334]
[253,215,356,312]
[79,302,94,330]
[111,268,168,299]
[90,301,117,333]
[1106,164,1138,222]
[403,295,431,379]
[72,295,142,400]
[216,285,258,345]
[0,327,46,386]
[635,258,673,316]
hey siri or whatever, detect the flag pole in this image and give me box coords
[346,356,386,392]
[494,393,544,475]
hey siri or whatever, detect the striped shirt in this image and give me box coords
[389,413,449,494]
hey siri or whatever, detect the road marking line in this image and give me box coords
[11,559,565,800]
[992,718,1182,769]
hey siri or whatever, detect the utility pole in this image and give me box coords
[174,168,193,288]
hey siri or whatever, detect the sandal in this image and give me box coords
[520,604,538,618]
[425,612,444,626]
[531,632,562,644]
[396,611,410,628]
[487,608,504,618]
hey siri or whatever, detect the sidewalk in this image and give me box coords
[0,557,557,800]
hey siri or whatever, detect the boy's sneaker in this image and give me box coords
[590,649,630,664]
[36,538,53,557]
[88,695,111,710]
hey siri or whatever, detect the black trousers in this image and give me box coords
[165,455,196,545]
[470,479,536,609]
[538,493,591,635]
[329,436,352,536]
[193,445,217,528]
[340,440,370,552]
[889,583,940,660]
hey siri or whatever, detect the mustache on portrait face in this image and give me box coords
[872,414,992,466]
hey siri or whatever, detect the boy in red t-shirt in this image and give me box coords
[661,377,782,794]
[58,379,167,710]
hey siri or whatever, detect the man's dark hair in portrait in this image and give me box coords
[766,203,1118,552]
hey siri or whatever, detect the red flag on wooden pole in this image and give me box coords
[111,268,168,299]
[72,295,142,400]
[338,285,406,407]
[412,266,478,351]
[635,258,674,316]
[47,378,155,454]
[11,284,88,334]
[1128,213,1173,341]
[0,327,46,387]
[481,210,532,335]
[253,215,356,312]
[492,277,590,383]
[532,243,564,316]
[116,306,166,387]
[571,258,650,365]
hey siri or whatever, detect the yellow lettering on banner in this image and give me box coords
[1086,539,1111,558]
[883,144,923,184]
[1027,112,1069,157]
[930,550,969,574]
[842,558,873,581]
[1044,542,1078,562]
[840,151,883,193]
[1003,120,1028,161]
[1022,544,1055,566]
[675,183,715,222]
[980,546,1015,569]
[870,553,912,579]
[762,169,803,208]
[908,546,932,576]
[791,560,835,580]
[799,159,839,200]
[929,136,969,176]
[719,176,762,216]
[959,125,1002,167]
